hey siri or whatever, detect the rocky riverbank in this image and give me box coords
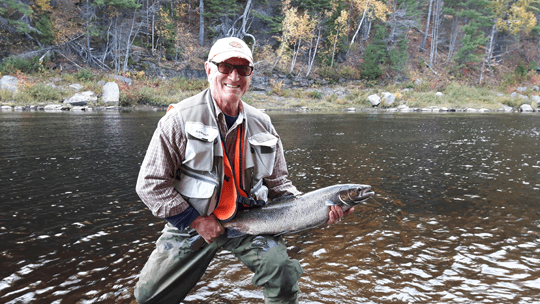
[1,74,539,113]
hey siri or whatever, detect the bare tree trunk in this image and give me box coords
[429,0,442,66]
[239,0,256,50]
[306,28,321,77]
[114,16,120,73]
[331,28,340,67]
[272,56,281,70]
[446,14,459,64]
[420,0,433,52]
[389,0,398,47]
[86,0,90,51]
[123,11,143,73]
[346,1,353,45]
[289,39,301,73]
[349,0,370,48]
[479,24,496,84]
[199,0,204,46]
[152,2,156,55]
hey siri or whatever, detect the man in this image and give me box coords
[135,37,352,304]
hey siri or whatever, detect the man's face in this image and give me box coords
[206,57,252,107]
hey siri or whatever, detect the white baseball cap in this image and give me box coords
[207,37,253,65]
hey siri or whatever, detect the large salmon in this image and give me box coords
[222,184,374,236]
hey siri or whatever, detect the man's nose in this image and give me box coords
[228,68,240,81]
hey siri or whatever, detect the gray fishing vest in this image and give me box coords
[168,89,277,216]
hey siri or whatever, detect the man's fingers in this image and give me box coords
[327,206,355,225]
[343,207,355,216]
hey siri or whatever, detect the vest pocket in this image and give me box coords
[183,122,219,171]
[247,132,278,180]
[174,168,219,216]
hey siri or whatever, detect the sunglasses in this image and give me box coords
[211,61,254,76]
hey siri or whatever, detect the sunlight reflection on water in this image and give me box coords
[1,111,539,303]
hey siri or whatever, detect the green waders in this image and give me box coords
[135,223,303,304]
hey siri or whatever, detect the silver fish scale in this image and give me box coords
[223,184,367,235]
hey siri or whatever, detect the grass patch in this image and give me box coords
[17,83,66,104]
[0,89,15,102]
[403,82,509,110]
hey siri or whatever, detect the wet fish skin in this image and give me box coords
[222,184,374,236]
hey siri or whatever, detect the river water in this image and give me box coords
[1,110,539,304]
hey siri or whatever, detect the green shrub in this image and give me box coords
[0,56,41,74]
[515,62,528,78]
[326,93,339,103]
[74,68,95,81]
[501,97,522,108]
[319,65,361,81]
[307,91,322,99]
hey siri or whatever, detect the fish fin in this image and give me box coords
[226,228,247,238]
[325,199,340,206]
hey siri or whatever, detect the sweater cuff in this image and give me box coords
[165,206,200,231]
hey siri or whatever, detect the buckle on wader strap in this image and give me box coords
[236,196,266,208]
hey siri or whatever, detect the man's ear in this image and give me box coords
[204,62,212,77]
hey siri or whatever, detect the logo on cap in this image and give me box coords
[230,41,243,48]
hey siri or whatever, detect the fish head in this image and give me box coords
[338,184,374,206]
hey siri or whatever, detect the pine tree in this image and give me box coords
[360,24,387,80]
[36,13,54,45]
[454,0,493,67]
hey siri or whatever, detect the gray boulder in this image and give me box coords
[397,104,411,112]
[435,92,444,97]
[109,74,133,85]
[511,92,529,100]
[1,105,13,111]
[519,104,533,112]
[0,75,18,93]
[367,94,381,106]
[500,105,513,112]
[44,104,64,111]
[64,91,98,106]
[102,82,120,105]
[517,86,527,92]
[69,83,83,91]
[381,92,395,106]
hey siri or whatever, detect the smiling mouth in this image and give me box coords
[225,84,240,88]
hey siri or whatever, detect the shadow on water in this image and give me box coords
[1,111,539,303]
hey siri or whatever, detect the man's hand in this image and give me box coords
[189,214,225,243]
[326,206,355,225]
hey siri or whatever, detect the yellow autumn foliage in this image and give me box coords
[33,0,52,14]
[279,0,316,56]
[492,0,537,35]
[351,0,389,22]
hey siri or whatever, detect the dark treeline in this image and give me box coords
[1,0,540,85]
